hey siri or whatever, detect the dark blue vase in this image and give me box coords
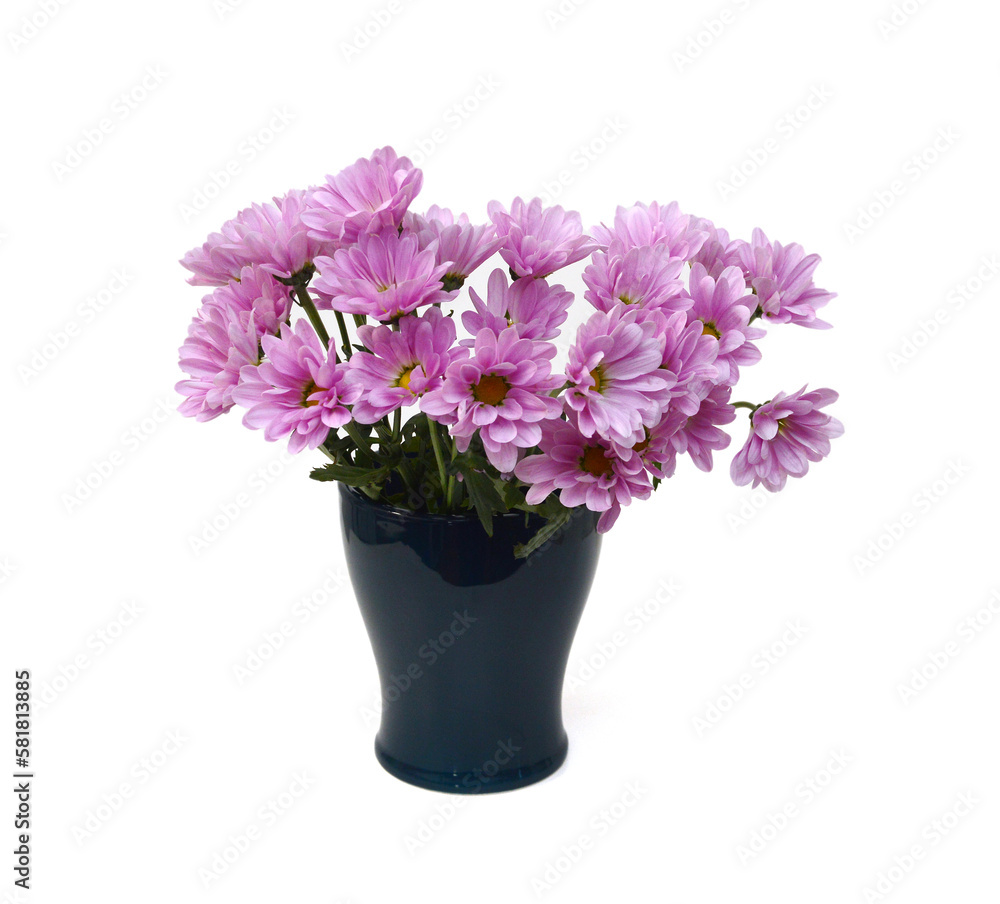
[339,484,602,793]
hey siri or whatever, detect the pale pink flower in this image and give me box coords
[302,146,423,245]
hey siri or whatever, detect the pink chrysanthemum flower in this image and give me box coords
[648,308,720,417]
[635,383,736,478]
[730,386,844,491]
[734,229,836,329]
[180,189,332,287]
[564,307,670,445]
[582,245,688,314]
[176,267,293,421]
[177,302,263,422]
[206,265,293,332]
[346,307,463,424]
[311,227,451,320]
[590,201,707,261]
[302,146,423,246]
[232,320,360,454]
[461,269,574,345]
[405,206,502,290]
[514,415,652,532]
[421,328,563,473]
[487,197,598,279]
[686,263,765,385]
[688,217,740,279]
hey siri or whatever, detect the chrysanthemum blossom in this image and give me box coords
[590,201,707,261]
[311,227,452,320]
[205,265,293,334]
[564,307,670,445]
[686,263,765,385]
[734,228,835,328]
[461,268,574,344]
[346,307,463,424]
[302,146,423,246]
[650,309,721,418]
[514,416,652,532]
[180,190,332,287]
[232,320,360,454]
[176,302,264,422]
[635,384,736,479]
[405,206,502,290]
[421,328,563,473]
[176,267,294,421]
[582,246,688,314]
[730,387,843,491]
[688,217,740,279]
[488,197,598,279]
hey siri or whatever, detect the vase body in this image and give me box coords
[339,484,602,793]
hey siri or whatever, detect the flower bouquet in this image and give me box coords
[176,146,843,791]
[177,146,843,555]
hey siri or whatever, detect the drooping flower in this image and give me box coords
[180,189,332,287]
[421,328,563,473]
[311,227,452,320]
[302,146,423,246]
[346,307,463,424]
[590,201,707,261]
[405,206,502,291]
[733,229,835,328]
[514,414,652,532]
[461,268,574,344]
[488,197,598,278]
[686,263,765,384]
[582,245,688,314]
[232,320,360,454]
[176,267,294,421]
[730,386,844,491]
[564,307,669,445]
[635,383,736,478]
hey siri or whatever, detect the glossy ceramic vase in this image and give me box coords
[339,484,602,793]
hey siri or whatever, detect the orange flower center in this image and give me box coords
[582,446,613,477]
[701,321,721,339]
[473,374,509,406]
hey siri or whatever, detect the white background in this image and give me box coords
[2,0,998,901]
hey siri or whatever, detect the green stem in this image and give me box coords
[344,420,377,463]
[426,417,450,511]
[294,286,331,349]
[445,436,458,509]
[333,310,353,359]
[392,406,401,441]
[733,401,762,418]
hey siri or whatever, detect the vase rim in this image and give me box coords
[338,481,541,526]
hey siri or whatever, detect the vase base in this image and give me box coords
[373,739,568,794]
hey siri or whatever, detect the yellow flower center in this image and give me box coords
[473,374,510,406]
[701,321,721,339]
[397,365,417,391]
[581,446,613,477]
[589,365,606,394]
[302,380,325,407]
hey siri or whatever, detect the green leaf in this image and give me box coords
[310,462,388,487]
[458,466,505,537]
[514,508,573,559]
